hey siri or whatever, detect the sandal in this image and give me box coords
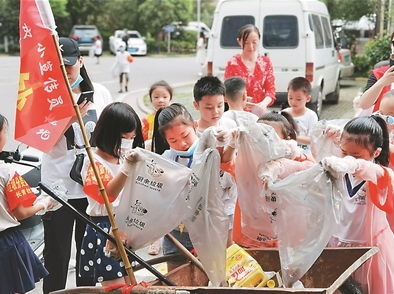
[148,241,161,255]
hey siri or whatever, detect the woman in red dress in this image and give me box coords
[224,24,276,116]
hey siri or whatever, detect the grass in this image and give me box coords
[143,86,200,120]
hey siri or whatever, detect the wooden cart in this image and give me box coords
[50,246,378,294]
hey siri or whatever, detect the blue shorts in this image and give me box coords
[163,229,193,266]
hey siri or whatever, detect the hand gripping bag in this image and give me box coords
[268,164,343,287]
[310,119,349,162]
[184,128,229,287]
[115,147,192,251]
[234,122,287,243]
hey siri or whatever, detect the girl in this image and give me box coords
[258,111,315,162]
[0,114,53,294]
[79,102,144,286]
[322,115,394,293]
[152,103,198,271]
[196,31,206,76]
[142,81,173,255]
[141,80,173,149]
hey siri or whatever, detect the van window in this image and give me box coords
[220,16,255,48]
[310,14,324,48]
[263,15,298,48]
[321,17,333,48]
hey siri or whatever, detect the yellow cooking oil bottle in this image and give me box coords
[226,244,268,288]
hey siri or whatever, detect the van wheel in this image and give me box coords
[307,87,323,118]
[325,77,340,104]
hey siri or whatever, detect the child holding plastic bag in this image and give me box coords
[79,102,144,286]
[258,111,316,163]
[322,115,394,294]
[152,103,232,271]
[0,114,56,294]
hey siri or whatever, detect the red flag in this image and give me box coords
[16,0,75,153]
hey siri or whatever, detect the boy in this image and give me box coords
[193,76,237,247]
[223,76,259,123]
[282,77,318,154]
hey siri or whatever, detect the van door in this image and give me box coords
[260,1,306,105]
[208,0,262,79]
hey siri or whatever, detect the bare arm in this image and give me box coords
[359,65,394,109]
[296,135,310,145]
[13,202,46,221]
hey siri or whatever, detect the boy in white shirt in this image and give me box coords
[282,77,318,154]
[223,76,259,123]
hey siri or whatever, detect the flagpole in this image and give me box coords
[52,35,137,284]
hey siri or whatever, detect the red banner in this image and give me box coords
[16,0,74,153]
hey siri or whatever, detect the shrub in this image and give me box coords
[364,35,391,67]
[352,55,371,77]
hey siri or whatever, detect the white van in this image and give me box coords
[206,0,341,117]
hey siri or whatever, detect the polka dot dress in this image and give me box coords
[79,216,127,282]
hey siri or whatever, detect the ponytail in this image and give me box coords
[371,115,389,167]
[151,107,169,155]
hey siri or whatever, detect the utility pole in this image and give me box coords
[388,0,393,34]
[197,0,201,40]
[380,0,385,37]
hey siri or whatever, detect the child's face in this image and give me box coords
[165,124,197,151]
[193,94,224,126]
[379,97,394,133]
[340,134,376,161]
[287,89,311,112]
[0,122,6,152]
[151,86,172,111]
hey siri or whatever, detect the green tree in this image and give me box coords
[321,0,376,21]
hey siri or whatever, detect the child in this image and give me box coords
[142,81,173,255]
[281,77,318,154]
[94,35,102,64]
[115,42,132,93]
[223,76,259,122]
[152,103,199,272]
[79,102,144,286]
[0,114,54,294]
[141,80,173,148]
[322,115,394,293]
[192,76,237,246]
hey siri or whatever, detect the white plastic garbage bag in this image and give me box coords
[115,147,192,251]
[268,164,344,287]
[310,119,349,162]
[234,122,287,243]
[184,128,229,287]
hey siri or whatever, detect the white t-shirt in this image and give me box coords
[282,108,318,154]
[81,152,122,216]
[0,163,20,231]
[116,51,131,73]
[222,110,259,126]
[333,175,367,245]
[41,83,113,199]
[94,39,102,56]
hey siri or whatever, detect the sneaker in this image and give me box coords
[118,90,123,93]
